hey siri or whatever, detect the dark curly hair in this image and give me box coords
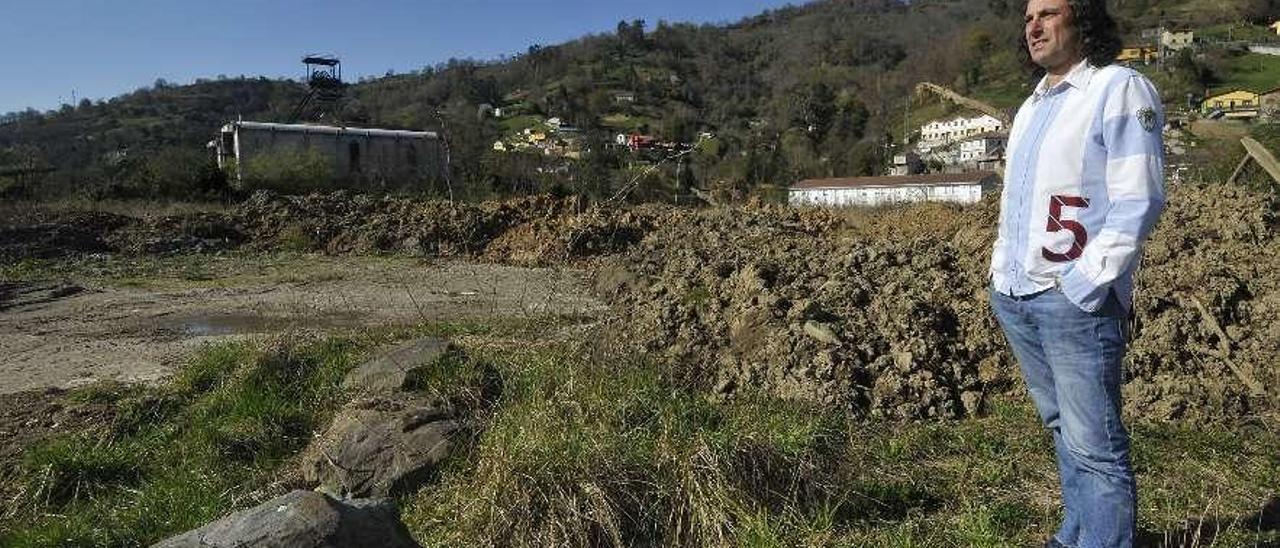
[1018,0,1122,75]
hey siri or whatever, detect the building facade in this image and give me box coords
[213,121,446,186]
[957,137,1005,163]
[790,172,999,207]
[918,115,1004,150]
[1117,45,1159,64]
[1161,30,1194,51]
[1201,90,1261,119]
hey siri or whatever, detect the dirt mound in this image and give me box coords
[1,192,663,265]
[106,212,246,255]
[0,211,131,263]
[482,204,667,266]
[600,203,1005,420]
[1127,183,1280,421]
[602,183,1279,423]
[233,191,569,257]
[4,186,1276,423]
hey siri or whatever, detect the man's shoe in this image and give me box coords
[1044,537,1069,548]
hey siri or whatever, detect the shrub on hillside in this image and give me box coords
[238,148,337,194]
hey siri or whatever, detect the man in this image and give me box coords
[989,0,1165,546]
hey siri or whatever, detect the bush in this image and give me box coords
[239,147,337,194]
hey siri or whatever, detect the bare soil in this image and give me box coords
[0,257,602,394]
[3,184,1277,423]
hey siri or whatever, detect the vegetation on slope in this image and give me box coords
[1,0,1277,202]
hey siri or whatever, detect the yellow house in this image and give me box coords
[1116,45,1158,64]
[1202,89,1261,118]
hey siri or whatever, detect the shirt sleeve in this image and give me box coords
[1057,73,1166,312]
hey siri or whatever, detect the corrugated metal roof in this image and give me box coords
[793,171,998,190]
[222,121,439,140]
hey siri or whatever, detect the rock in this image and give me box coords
[301,395,464,498]
[961,390,983,416]
[803,321,841,345]
[893,351,914,372]
[152,490,419,548]
[342,337,450,394]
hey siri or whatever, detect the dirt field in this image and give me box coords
[3,183,1278,423]
[0,257,601,394]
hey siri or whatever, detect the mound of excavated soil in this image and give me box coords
[598,203,1006,420]
[601,182,1279,423]
[231,191,661,265]
[3,183,1276,423]
[0,211,131,263]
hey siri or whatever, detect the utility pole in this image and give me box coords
[903,95,910,149]
[1156,20,1164,72]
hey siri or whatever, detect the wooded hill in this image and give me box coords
[1,0,1275,201]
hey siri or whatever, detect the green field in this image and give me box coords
[2,324,1276,547]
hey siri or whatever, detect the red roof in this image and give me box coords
[793,171,998,190]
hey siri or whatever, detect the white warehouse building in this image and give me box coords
[212,121,447,187]
[790,172,999,207]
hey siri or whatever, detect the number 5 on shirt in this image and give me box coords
[1042,195,1090,262]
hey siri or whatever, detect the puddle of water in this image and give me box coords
[174,313,367,337]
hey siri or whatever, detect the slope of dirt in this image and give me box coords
[599,203,1006,420]
[601,183,1280,423]
[4,183,1277,422]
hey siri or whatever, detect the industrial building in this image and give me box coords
[790,172,999,207]
[212,121,447,187]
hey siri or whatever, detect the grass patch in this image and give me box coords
[401,343,1280,547]
[4,324,1277,546]
[1213,52,1280,94]
[0,334,369,546]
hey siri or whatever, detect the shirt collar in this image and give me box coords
[1031,60,1097,100]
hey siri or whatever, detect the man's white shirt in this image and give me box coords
[990,60,1165,312]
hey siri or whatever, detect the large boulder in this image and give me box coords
[301,396,465,498]
[342,337,450,394]
[152,490,419,548]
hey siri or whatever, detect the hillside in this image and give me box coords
[0,0,1275,201]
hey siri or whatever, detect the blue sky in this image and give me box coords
[0,0,802,114]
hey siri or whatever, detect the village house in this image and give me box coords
[890,152,925,176]
[1202,89,1261,119]
[958,136,1005,163]
[1161,30,1194,52]
[1116,45,1158,64]
[790,172,999,208]
[1271,21,1280,35]
[917,114,1004,150]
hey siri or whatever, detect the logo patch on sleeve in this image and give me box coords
[1138,107,1157,132]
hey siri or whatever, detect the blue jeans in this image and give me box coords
[990,286,1135,548]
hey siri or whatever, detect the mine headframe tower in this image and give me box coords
[290,54,347,123]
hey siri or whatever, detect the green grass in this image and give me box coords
[1213,53,1280,94]
[0,335,368,546]
[1198,23,1279,44]
[3,323,1277,546]
[499,114,548,135]
[400,345,1280,547]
